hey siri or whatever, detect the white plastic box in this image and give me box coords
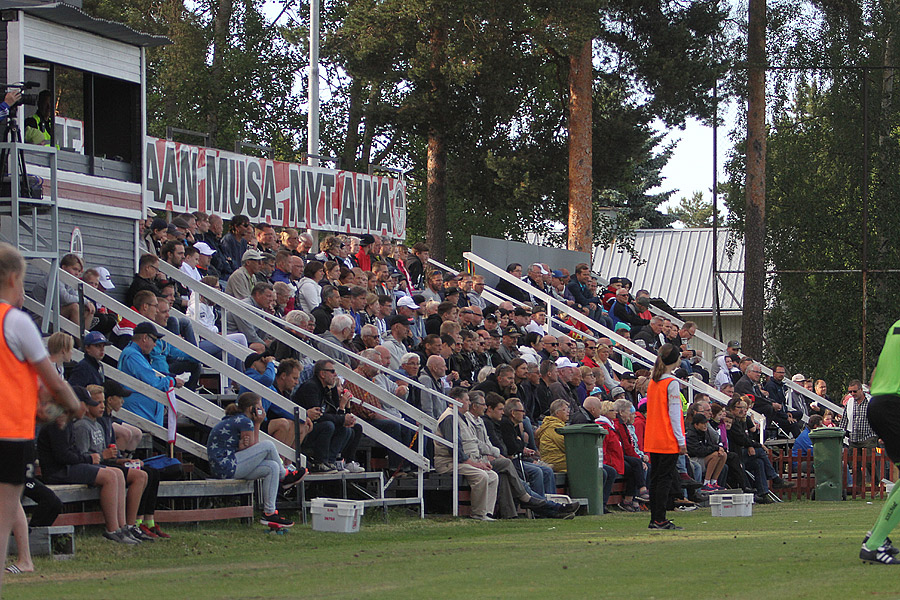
[310,498,364,533]
[709,493,754,517]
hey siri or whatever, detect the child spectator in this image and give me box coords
[37,386,141,544]
[685,413,726,492]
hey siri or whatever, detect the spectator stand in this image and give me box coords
[156,259,460,518]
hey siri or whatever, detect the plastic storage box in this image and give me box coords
[709,493,754,517]
[310,498,364,533]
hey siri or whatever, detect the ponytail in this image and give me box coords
[224,392,260,417]
[651,343,681,382]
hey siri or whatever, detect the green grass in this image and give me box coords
[4,500,898,599]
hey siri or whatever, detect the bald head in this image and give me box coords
[583,396,603,418]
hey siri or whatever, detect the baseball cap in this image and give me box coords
[443,272,460,282]
[502,326,521,337]
[555,357,579,369]
[243,352,265,370]
[388,315,412,328]
[166,223,179,235]
[531,263,549,275]
[551,270,565,279]
[242,249,265,262]
[103,379,131,399]
[397,296,420,310]
[619,371,637,380]
[73,385,100,406]
[193,242,216,256]
[337,285,352,298]
[95,267,115,290]
[727,340,741,349]
[611,386,625,398]
[791,374,807,383]
[488,329,502,338]
[635,296,650,306]
[614,322,631,332]
[359,233,376,246]
[83,331,109,346]
[514,307,531,317]
[133,322,164,338]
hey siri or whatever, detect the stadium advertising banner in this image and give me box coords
[144,137,407,239]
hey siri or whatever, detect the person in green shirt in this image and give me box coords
[860,318,900,564]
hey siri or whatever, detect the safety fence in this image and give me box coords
[769,447,894,500]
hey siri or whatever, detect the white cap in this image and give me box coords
[555,357,579,369]
[95,267,115,290]
[397,296,420,310]
[531,262,549,275]
[791,373,806,382]
[193,241,217,256]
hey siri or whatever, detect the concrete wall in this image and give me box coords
[469,235,590,290]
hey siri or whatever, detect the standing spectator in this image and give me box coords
[219,216,251,276]
[207,392,302,528]
[644,344,686,530]
[312,285,340,334]
[405,242,429,291]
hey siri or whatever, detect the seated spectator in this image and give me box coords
[499,398,556,498]
[312,284,340,334]
[612,398,650,501]
[435,387,499,520]
[81,267,118,336]
[725,396,791,503]
[226,282,276,353]
[344,349,411,472]
[207,392,302,528]
[152,298,201,390]
[192,241,220,280]
[793,414,824,455]
[685,413,726,492]
[594,400,642,512]
[293,360,360,473]
[634,316,664,354]
[179,245,202,281]
[120,323,184,426]
[32,253,95,325]
[73,385,158,541]
[37,386,140,544]
[111,290,157,348]
[419,355,449,421]
[297,260,324,313]
[535,399,570,472]
[225,249,265,300]
[239,355,306,453]
[46,331,73,377]
[67,331,109,388]
[187,275,249,372]
[317,313,357,367]
[101,380,143,458]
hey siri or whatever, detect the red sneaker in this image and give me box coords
[149,525,170,539]
[138,524,159,539]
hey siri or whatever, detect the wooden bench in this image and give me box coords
[22,479,255,527]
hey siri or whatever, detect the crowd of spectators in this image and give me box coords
[23,209,863,526]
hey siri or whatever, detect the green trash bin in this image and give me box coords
[809,427,846,501]
[558,424,607,515]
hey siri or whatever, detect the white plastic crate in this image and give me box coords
[310,498,364,533]
[709,493,754,517]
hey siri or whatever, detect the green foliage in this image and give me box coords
[668,191,719,227]
[722,0,900,386]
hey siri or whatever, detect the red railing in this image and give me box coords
[768,447,893,500]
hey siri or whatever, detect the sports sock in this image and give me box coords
[865,466,900,551]
[704,480,711,485]
[135,518,143,526]
[145,518,155,528]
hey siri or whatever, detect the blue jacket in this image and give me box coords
[119,342,176,426]
[219,233,247,277]
[792,429,813,456]
[150,338,196,374]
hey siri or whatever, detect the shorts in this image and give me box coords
[43,463,101,486]
[0,440,34,485]
[867,395,900,462]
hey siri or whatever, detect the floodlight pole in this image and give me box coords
[307,0,320,168]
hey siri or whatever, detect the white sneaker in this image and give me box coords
[344,461,365,473]
[470,514,496,521]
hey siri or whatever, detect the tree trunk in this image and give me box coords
[425,22,448,261]
[743,0,766,358]
[209,0,233,148]
[567,40,592,253]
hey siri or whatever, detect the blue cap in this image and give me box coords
[83,331,109,346]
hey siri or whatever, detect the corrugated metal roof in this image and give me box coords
[592,228,745,313]
[0,1,171,47]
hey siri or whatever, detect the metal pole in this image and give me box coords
[712,80,723,341]
[307,0,320,168]
[452,407,459,517]
[862,68,869,382]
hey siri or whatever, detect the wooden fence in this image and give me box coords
[768,447,894,500]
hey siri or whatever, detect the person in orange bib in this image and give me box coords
[644,343,687,530]
[0,243,79,593]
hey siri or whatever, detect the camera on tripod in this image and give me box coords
[6,81,40,109]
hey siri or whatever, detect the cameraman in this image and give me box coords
[0,88,21,121]
[24,90,51,146]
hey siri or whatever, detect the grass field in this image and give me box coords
[3,500,898,599]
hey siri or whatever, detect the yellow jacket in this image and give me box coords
[536,414,568,472]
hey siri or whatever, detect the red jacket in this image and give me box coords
[613,417,640,459]
[633,412,646,452]
[597,418,624,475]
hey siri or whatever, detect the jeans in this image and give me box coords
[742,448,776,495]
[234,440,283,514]
[602,464,618,508]
[303,420,352,464]
[522,417,537,452]
[167,357,201,390]
[199,334,248,374]
[166,315,197,346]
[622,455,646,495]
[521,460,555,498]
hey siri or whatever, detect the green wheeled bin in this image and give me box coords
[558,424,607,515]
[809,427,846,501]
